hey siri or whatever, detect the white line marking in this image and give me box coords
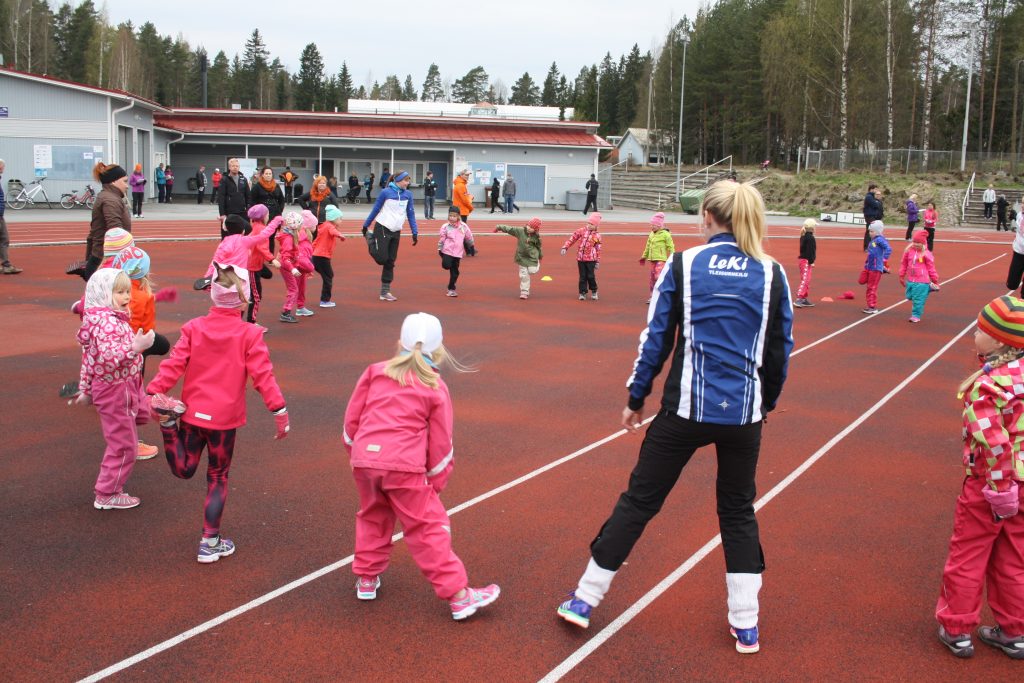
[78,257,996,682]
[537,316,977,682]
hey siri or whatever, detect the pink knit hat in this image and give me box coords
[650,212,665,228]
[300,210,318,230]
[587,212,602,227]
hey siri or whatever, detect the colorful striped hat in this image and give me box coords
[103,228,134,256]
[978,295,1024,349]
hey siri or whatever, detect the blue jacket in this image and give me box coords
[863,192,883,221]
[906,199,918,223]
[156,168,165,185]
[864,234,892,272]
[627,233,794,425]
[363,182,418,236]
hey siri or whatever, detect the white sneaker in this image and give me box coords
[295,307,315,316]
[319,301,336,308]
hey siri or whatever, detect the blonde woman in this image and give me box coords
[558,181,795,655]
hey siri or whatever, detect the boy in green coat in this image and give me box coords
[495,218,544,299]
[639,212,675,302]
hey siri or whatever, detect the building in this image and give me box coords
[615,128,672,167]
[0,68,609,207]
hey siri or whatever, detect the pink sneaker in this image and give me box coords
[908,316,920,323]
[356,576,381,600]
[151,393,186,422]
[136,441,159,460]
[450,584,500,620]
[94,492,141,510]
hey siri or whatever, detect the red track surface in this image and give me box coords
[0,219,1020,681]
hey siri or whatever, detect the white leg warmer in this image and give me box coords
[576,557,617,608]
[726,572,762,629]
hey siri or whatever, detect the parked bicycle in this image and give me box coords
[7,177,54,209]
[60,184,97,209]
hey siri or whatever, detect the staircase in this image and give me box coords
[962,188,1024,227]
[609,167,734,210]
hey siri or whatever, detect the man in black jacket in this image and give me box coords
[423,170,437,219]
[195,165,207,204]
[584,174,599,214]
[862,183,883,251]
[217,158,250,240]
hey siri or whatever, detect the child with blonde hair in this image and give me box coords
[793,218,817,308]
[438,206,475,297]
[343,313,499,619]
[639,212,674,303]
[898,230,940,323]
[277,210,316,322]
[935,295,1024,659]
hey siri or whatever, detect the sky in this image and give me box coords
[92,0,705,91]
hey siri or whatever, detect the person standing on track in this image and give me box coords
[639,212,674,304]
[859,220,891,315]
[792,218,817,308]
[218,159,251,241]
[935,295,1024,660]
[0,158,22,274]
[862,183,884,251]
[556,181,794,657]
[362,170,418,302]
[560,212,602,301]
[897,230,940,324]
[452,168,474,224]
[343,312,500,620]
[86,162,131,281]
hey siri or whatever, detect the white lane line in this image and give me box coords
[538,316,977,683]
[79,257,995,682]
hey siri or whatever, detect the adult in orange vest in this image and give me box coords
[452,169,474,223]
[280,167,298,205]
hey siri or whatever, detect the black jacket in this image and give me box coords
[423,177,438,197]
[251,182,285,220]
[298,191,338,224]
[586,178,599,196]
[863,193,883,221]
[218,173,250,217]
[195,171,206,189]
[799,232,816,264]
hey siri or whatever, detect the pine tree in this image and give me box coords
[294,42,325,110]
[382,75,402,100]
[402,75,417,101]
[240,28,270,108]
[541,62,561,106]
[337,62,353,111]
[421,63,443,101]
[452,66,489,103]
[509,72,541,105]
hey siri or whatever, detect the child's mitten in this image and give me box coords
[984,481,1019,520]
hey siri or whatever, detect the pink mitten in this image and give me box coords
[984,481,1019,519]
[273,407,290,440]
[154,287,179,303]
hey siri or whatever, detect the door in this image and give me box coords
[137,130,150,196]
[429,162,448,201]
[118,126,133,168]
[507,164,545,203]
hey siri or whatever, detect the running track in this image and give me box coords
[0,217,1020,680]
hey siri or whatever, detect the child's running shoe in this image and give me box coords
[295,307,315,316]
[136,441,159,460]
[861,307,879,314]
[197,536,235,563]
[450,584,500,620]
[446,289,458,297]
[557,592,592,629]
[319,301,336,308]
[151,393,186,423]
[908,316,920,323]
[591,292,599,301]
[730,625,760,653]
[578,294,586,301]
[937,625,974,658]
[977,625,1024,659]
[379,292,398,302]
[279,312,298,323]
[356,576,381,600]
[94,492,141,510]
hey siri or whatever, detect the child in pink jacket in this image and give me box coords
[437,206,475,297]
[898,230,940,323]
[561,212,603,300]
[277,210,316,322]
[243,204,281,325]
[76,268,155,510]
[343,312,500,620]
[147,263,289,563]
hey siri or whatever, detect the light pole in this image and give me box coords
[1013,58,1024,167]
[961,27,977,172]
[675,35,689,200]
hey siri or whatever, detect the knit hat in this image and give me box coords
[868,220,884,234]
[283,211,303,231]
[650,212,665,228]
[587,212,602,227]
[300,210,318,230]
[978,295,1024,349]
[224,214,250,236]
[98,164,127,184]
[103,228,134,256]
[247,204,269,222]
[912,229,928,245]
[133,163,142,172]
[400,312,443,354]
[527,217,542,232]
[325,205,343,221]
[111,246,150,280]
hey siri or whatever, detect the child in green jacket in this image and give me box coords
[495,218,544,299]
[639,212,675,302]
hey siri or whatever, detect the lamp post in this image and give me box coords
[961,26,977,172]
[675,35,690,201]
[1013,58,1024,168]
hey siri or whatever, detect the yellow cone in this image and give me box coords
[541,275,553,281]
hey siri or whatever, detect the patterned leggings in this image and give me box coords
[160,422,237,537]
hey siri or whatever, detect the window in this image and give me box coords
[394,161,425,184]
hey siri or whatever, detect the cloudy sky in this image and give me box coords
[94,0,704,90]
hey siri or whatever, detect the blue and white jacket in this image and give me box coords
[627,233,794,425]
[363,182,418,236]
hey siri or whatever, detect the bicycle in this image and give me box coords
[60,184,97,209]
[8,177,54,209]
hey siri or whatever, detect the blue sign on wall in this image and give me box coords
[0,107,8,118]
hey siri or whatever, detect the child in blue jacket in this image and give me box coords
[861,220,892,314]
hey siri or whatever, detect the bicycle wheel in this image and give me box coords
[8,193,27,210]
[85,195,96,209]
[61,194,76,209]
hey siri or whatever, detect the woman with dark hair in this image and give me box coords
[164,166,175,202]
[251,166,286,254]
[489,177,505,214]
[85,162,131,280]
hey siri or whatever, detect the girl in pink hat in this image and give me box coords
[561,212,603,301]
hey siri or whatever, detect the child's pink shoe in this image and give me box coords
[151,393,186,423]
[450,584,500,620]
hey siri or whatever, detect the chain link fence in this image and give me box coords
[803,149,1023,174]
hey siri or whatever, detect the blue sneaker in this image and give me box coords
[730,625,760,653]
[557,593,592,629]
[197,536,235,564]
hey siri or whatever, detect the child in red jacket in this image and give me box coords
[343,313,500,620]
[147,263,289,563]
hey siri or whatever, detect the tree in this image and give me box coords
[541,62,561,106]
[421,63,443,101]
[240,28,270,108]
[337,62,353,111]
[452,66,489,103]
[402,75,417,101]
[509,72,541,105]
[294,42,325,110]
[381,74,402,100]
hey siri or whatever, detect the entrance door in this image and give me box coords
[429,162,449,201]
[507,164,545,203]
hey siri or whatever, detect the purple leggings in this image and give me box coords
[161,422,237,537]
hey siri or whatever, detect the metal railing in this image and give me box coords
[961,171,976,224]
[662,156,734,190]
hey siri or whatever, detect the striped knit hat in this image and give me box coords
[978,295,1024,349]
[103,228,134,256]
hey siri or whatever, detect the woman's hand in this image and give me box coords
[621,407,644,433]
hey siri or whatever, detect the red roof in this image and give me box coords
[155,112,610,148]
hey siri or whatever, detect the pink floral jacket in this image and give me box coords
[77,307,143,395]
[562,226,602,262]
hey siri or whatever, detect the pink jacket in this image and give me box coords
[343,361,454,491]
[147,306,285,430]
[77,307,143,395]
[923,208,938,229]
[205,217,280,278]
[438,221,474,258]
[562,226,602,262]
[277,228,314,273]
[962,360,1024,490]
[898,246,939,284]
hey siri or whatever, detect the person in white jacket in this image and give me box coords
[983,184,997,220]
[361,170,419,301]
[1006,211,1024,296]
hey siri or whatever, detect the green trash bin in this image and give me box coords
[679,189,705,214]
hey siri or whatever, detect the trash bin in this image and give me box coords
[187,177,198,191]
[566,190,587,211]
[679,189,705,214]
[7,179,24,194]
